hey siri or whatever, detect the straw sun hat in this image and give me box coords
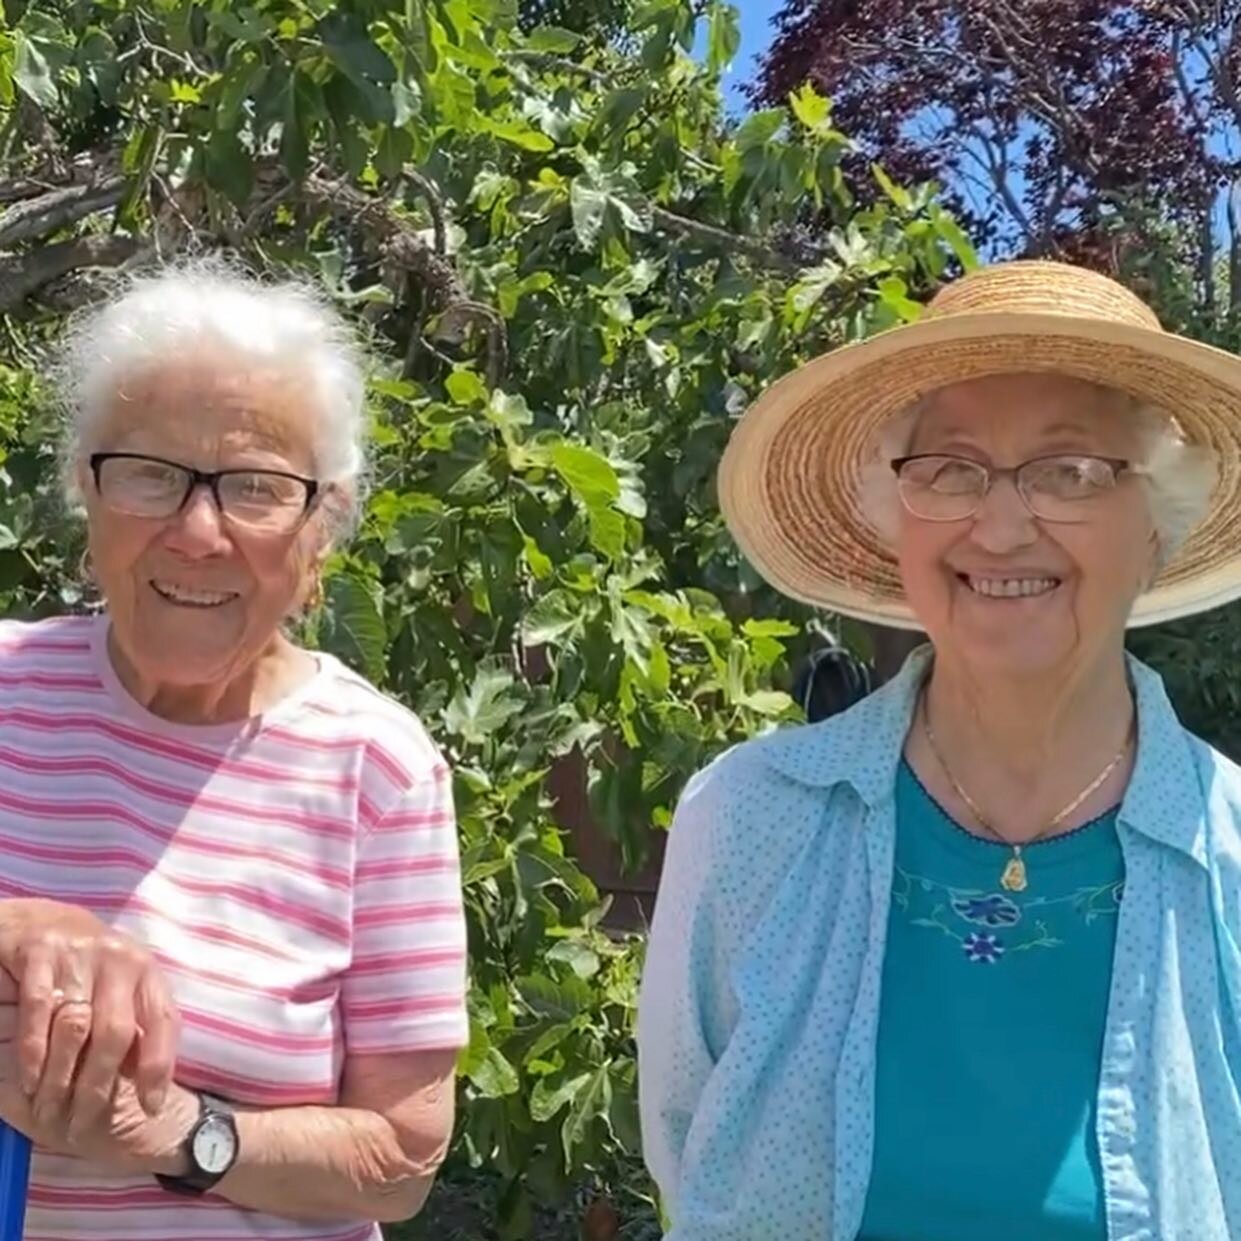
[718,259,1241,629]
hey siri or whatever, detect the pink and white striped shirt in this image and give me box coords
[0,614,468,1240]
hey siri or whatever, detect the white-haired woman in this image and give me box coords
[639,261,1241,1241]
[0,261,466,1239]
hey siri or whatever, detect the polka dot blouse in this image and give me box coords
[638,648,1241,1241]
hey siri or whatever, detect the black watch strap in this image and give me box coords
[154,1093,239,1197]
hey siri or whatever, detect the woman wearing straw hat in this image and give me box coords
[638,260,1241,1241]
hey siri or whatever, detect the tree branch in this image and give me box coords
[650,206,800,271]
[0,177,126,247]
[1228,179,1241,310]
[0,235,140,313]
[960,123,1035,243]
[401,168,447,256]
[503,50,609,87]
[293,167,508,385]
[298,169,469,308]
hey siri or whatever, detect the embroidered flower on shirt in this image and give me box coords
[952,893,1021,927]
[962,932,1005,963]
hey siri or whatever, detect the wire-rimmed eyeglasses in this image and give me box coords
[890,453,1137,524]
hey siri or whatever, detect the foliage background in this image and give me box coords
[0,0,970,1234]
[0,0,1234,1237]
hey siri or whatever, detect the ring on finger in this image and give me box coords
[49,989,92,1013]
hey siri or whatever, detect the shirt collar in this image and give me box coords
[753,645,1207,866]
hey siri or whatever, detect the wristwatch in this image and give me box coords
[154,1092,240,1196]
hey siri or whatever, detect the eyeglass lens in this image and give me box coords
[96,456,310,531]
[895,455,1121,523]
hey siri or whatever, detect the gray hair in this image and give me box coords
[858,392,1217,570]
[54,256,370,538]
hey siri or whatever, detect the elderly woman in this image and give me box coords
[0,262,466,1238]
[638,260,1241,1241]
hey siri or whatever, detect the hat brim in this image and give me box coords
[718,312,1241,629]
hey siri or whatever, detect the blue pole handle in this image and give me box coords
[0,1122,30,1239]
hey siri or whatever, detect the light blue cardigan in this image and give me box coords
[638,648,1241,1241]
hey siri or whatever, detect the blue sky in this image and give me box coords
[722,0,783,109]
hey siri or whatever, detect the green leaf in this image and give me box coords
[570,180,607,249]
[530,1072,590,1123]
[517,973,592,1021]
[322,17,396,86]
[706,3,741,74]
[930,204,979,270]
[742,618,799,638]
[742,689,795,716]
[640,10,676,72]
[789,82,831,133]
[443,662,524,745]
[0,34,13,108]
[877,274,923,322]
[526,26,582,53]
[735,108,785,151]
[489,118,555,152]
[570,170,652,250]
[467,1046,520,1098]
[392,78,421,127]
[522,535,553,580]
[117,125,162,227]
[446,368,488,405]
[203,130,254,207]
[216,57,267,131]
[320,570,386,683]
[546,940,601,979]
[204,7,268,43]
[487,390,533,431]
[521,591,583,646]
[595,87,647,139]
[376,125,413,180]
[872,163,912,211]
[281,74,320,181]
[13,31,56,107]
[561,1065,610,1168]
[550,442,620,505]
[524,1022,575,1063]
[589,507,626,559]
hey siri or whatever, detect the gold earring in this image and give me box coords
[306,578,324,611]
[78,548,95,584]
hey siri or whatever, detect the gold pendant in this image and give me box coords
[1000,854,1028,892]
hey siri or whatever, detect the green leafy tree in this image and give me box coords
[0,0,969,1233]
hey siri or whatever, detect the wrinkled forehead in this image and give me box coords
[909,372,1141,455]
[95,355,317,466]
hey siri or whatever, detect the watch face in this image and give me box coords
[192,1115,237,1175]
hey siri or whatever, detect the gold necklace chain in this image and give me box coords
[920,695,1133,893]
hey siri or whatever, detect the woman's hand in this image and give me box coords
[0,900,179,1129]
[0,987,195,1174]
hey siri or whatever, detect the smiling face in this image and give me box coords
[894,373,1159,677]
[80,353,332,695]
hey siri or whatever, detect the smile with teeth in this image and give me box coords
[151,580,239,608]
[961,574,1061,599]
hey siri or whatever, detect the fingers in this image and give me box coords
[133,971,178,1114]
[0,968,16,1006]
[16,947,58,1097]
[0,906,177,1119]
[31,998,93,1128]
[68,973,135,1130]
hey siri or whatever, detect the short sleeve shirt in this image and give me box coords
[0,615,467,1240]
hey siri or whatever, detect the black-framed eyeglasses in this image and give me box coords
[89,453,320,535]
[890,453,1138,524]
